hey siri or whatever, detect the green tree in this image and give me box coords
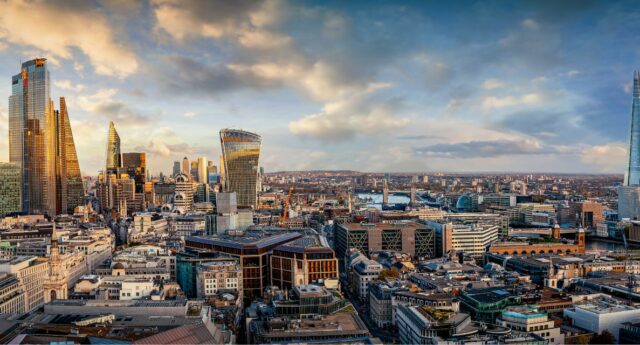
[378,268,400,280]
[589,330,615,345]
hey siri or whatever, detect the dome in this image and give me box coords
[113,262,125,269]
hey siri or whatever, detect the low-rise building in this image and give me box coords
[351,258,383,301]
[564,296,640,342]
[196,259,242,298]
[499,306,564,344]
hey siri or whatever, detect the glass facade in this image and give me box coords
[627,71,640,186]
[106,121,121,174]
[220,129,261,209]
[8,58,54,215]
[60,98,84,213]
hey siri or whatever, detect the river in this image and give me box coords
[357,193,410,210]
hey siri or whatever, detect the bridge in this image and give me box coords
[509,228,578,236]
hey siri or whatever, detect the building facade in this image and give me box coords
[0,163,21,216]
[220,129,261,209]
[9,58,54,215]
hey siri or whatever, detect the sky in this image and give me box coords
[0,0,638,176]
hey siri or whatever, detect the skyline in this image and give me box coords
[1,1,640,175]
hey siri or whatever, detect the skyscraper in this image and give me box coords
[173,161,181,177]
[220,129,261,209]
[122,152,146,193]
[9,58,55,215]
[620,71,640,220]
[106,121,121,174]
[197,157,208,184]
[627,71,640,186]
[54,97,84,214]
[190,160,199,182]
[182,156,190,176]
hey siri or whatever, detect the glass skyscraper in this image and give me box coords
[106,121,121,174]
[220,129,261,209]
[626,71,640,186]
[58,97,84,214]
[9,58,55,215]
[620,71,640,220]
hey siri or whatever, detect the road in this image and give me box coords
[343,290,398,343]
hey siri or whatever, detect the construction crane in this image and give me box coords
[279,187,294,226]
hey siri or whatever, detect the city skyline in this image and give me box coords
[1,1,640,175]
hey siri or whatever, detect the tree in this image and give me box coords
[589,330,615,345]
[378,268,400,280]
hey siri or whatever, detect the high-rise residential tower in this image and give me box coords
[220,129,261,209]
[620,71,640,220]
[9,58,56,215]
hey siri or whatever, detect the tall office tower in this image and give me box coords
[197,157,208,184]
[207,164,218,185]
[182,156,190,176]
[9,58,58,215]
[174,173,194,213]
[190,160,199,182]
[219,155,226,187]
[0,163,21,216]
[106,121,121,174]
[58,98,84,214]
[172,161,181,177]
[620,71,640,220]
[220,129,261,209]
[122,152,146,193]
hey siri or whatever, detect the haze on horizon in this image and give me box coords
[0,0,637,176]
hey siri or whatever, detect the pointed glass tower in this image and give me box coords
[106,121,121,174]
[60,98,84,213]
[626,71,640,186]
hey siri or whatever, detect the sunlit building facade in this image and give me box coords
[55,97,84,214]
[9,58,55,215]
[105,121,121,174]
[220,129,261,209]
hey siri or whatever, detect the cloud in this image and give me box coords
[183,112,197,118]
[414,139,556,158]
[482,93,543,110]
[482,79,505,90]
[567,69,580,77]
[580,142,627,173]
[0,0,138,78]
[288,86,409,141]
[153,55,280,96]
[522,19,539,29]
[54,80,85,92]
[152,0,264,41]
[73,89,151,126]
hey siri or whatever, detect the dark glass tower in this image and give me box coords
[627,71,640,186]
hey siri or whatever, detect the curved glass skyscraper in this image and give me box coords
[220,129,261,209]
[626,71,640,186]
